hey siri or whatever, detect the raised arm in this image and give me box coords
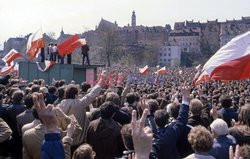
[176,86,190,124]
[79,70,106,107]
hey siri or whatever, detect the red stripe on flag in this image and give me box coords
[1,63,15,75]
[210,54,250,81]
[2,49,22,66]
[57,35,81,56]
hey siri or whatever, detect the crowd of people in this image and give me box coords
[0,66,250,159]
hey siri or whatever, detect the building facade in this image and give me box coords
[169,28,201,53]
[220,17,250,47]
[158,43,181,67]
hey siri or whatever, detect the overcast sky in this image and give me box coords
[0,0,250,49]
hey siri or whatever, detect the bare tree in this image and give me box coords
[100,30,122,67]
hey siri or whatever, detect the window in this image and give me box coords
[160,53,162,56]
[168,59,171,62]
[168,53,171,56]
[164,53,167,56]
[164,59,166,61]
[168,48,171,51]
[160,59,162,61]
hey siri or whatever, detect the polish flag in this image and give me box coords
[57,35,86,56]
[155,66,167,75]
[2,49,22,66]
[26,29,45,60]
[1,62,15,75]
[36,60,55,72]
[139,65,149,75]
[196,31,250,84]
[195,64,202,70]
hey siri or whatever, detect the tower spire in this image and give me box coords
[131,10,136,27]
[60,26,64,35]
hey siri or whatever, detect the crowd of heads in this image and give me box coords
[0,66,250,159]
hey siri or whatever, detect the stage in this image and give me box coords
[18,61,104,84]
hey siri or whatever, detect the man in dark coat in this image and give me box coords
[148,87,190,159]
[81,44,90,66]
[86,101,125,159]
[6,90,26,158]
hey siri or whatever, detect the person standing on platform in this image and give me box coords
[81,44,90,66]
[47,43,53,61]
[51,44,58,62]
[40,47,45,62]
[67,54,71,64]
[59,54,65,64]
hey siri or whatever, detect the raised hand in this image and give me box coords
[229,145,242,159]
[131,109,153,159]
[32,93,58,133]
[181,86,191,103]
[139,97,149,112]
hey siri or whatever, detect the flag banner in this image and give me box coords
[57,35,86,56]
[195,64,202,70]
[196,31,250,84]
[2,49,22,66]
[1,62,15,75]
[13,63,19,76]
[27,29,45,60]
[155,66,167,75]
[36,60,55,72]
[139,65,149,75]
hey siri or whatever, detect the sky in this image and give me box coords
[0,0,250,50]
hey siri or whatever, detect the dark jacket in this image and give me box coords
[113,110,131,125]
[81,45,89,55]
[0,105,8,121]
[45,94,58,105]
[229,125,250,145]
[209,135,236,159]
[148,104,189,159]
[176,124,193,158]
[188,115,209,128]
[188,104,210,128]
[6,104,26,138]
[218,108,238,127]
[86,118,124,159]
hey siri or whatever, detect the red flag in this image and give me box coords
[155,67,167,75]
[57,35,86,56]
[2,49,22,66]
[1,62,15,75]
[139,65,149,75]
[26,29,45,60]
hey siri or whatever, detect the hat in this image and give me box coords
[210,119,229,136]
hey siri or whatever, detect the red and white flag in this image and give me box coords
[139,65,149,75]
[2,49,22,66]
[196,31,250,84]
[155,66,167,75]
[36,60,55,72]
[57,35,86,56]
[1,61,15,75]
[26,29,45,60]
